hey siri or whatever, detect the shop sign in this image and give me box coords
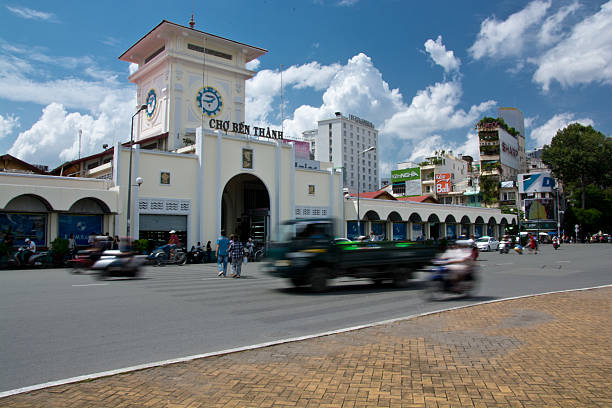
[435,173,451,194]
[209,119,283,140]
[391,167,420,182]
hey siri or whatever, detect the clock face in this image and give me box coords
[146,89,157,119]
[196,86,223,116]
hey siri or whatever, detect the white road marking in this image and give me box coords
[556,261,571,263]
[495,263,513,266]
[2,283,610,399]
[71,284,108,287]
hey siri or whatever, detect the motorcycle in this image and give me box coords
[186,247,205,264]
[147,244,187,266]
[90,250,146,280]
[10,246,50,268]
[552,239,559,250]
[422,258,479,301]
[498,239,511,254]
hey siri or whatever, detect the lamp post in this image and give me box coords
[357,146,376,238]
[126,104,147,238]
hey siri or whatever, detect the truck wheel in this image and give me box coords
[291,277,308,287]
[310,268,329,292]
[393,268,412,288]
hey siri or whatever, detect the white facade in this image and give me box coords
[315,113,379,193]
[420,154,469,197]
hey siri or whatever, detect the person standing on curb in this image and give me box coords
[228,234,244,279]
[206,240,212,263]
[216,230,230,277]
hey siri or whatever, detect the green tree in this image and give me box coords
[542,123,612,209]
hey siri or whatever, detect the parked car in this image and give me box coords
[476,236,499,251]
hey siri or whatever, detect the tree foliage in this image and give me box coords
[542,123,612,209]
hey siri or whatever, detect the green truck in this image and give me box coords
[264,219,442,291]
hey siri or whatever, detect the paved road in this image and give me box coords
[0,243,610,393]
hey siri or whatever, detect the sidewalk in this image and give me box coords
[2,287,610,407]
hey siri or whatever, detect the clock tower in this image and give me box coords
[119,20,267,150]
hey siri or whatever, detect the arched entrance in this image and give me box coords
[2,194,52,247]
[222,173,270,245]
[61,198,111,246]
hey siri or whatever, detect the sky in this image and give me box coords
[1,0,610,176]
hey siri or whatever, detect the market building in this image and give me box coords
[0,20,514,250]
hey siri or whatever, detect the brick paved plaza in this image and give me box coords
[2,287,610,408]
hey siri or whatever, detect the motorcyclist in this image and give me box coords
[167,230,180,259]
[435,242,475,291]
[245,238,254,261]
[21,238,36,264]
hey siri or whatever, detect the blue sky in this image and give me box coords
[1,0,610,175]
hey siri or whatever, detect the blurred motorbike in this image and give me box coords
[422,249,479,300]
[499,238,512,254]
[91,250,146,280]
[147,244,187,266]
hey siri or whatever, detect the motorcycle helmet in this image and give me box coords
[169,230,176,234]
[25,238,30,243]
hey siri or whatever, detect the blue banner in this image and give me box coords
[58,215,103,246]
[346,221,365,240]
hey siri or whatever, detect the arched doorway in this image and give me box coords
[222,173,270,246]
[2,194,52,247]
[428,214,441,240]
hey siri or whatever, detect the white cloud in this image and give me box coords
[424,36,460,74]
[381,81,495,140]
[529,113,595,148]
[537,1,581,46]
[533,1,612,91]
[245,59,260,71]
[469,0,551,60]
[338,0,359,6]
[246,52,495,171]
[0,113,20,139]
[6,6,57,22]
[9,96,135,167]
[128,63,139,75]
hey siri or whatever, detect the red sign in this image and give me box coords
[435,173,451,194]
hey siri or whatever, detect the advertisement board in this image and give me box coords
[499,129,519,170]
[283,139,311,160]
[391,168,420,182]
[518,172,555,193]
[0,213,47,246]
[524,198,555,220]
[435,173,451,194]
[58,214,103,246]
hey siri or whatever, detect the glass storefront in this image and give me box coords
[392,223,406,240]
[346,221,365,240]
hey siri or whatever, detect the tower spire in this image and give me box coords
[189,13,195,29]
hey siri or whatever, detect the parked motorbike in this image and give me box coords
[422,258,479,300]
[186,247,205,264]
[91,250,146,280]
[147,245,187,266]
[10,246,49,268]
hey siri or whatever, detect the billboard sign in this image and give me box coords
[524,198,555,220]
[391,168,420,182]
[518,172,555,193]
[435,173,451,194]
[499,128,519,170]
[283,139,311,159]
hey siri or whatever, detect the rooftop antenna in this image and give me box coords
[189,13,195,29]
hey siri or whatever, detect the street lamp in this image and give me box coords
[357,146,376,237]
[126,104,147,238]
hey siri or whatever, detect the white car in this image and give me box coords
[476,236,499,251]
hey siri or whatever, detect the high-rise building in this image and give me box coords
[314,112,379,193]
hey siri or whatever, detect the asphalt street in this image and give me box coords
[0,243,610,393]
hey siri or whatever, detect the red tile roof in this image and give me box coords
[397,195,440,203]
